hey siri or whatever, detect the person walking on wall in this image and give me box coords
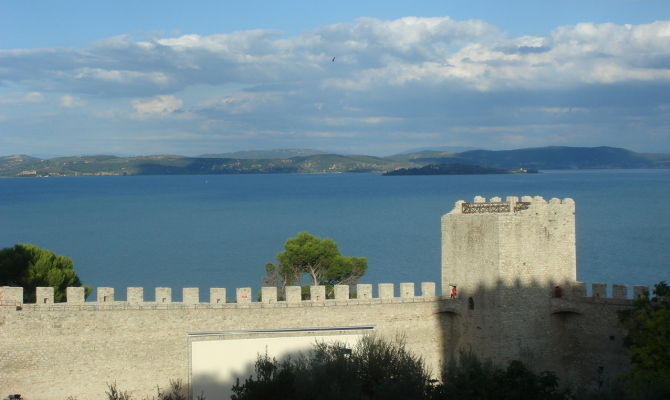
[450,286,457,299]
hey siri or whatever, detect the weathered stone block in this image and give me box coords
[66,287,85,304]
[183,288,199,304]
[261,287,277,303]
[421,282,435,297]
[36,287,54,304]
[310,285,326,301]
[612,284,627,299]
[285,286,301,303]
[454,200,465,214]
[210,288,226,304]
[156,287,172,304]
[334,285,349,300]
[378,283,394,298]
[127,287,144,304]
[592,283,606,298]
[97,287,114,303]
[0,286,23,305]
[236,287,252,303]
[400,283,414,298]
[357,284,372,299]
[570,282,586,297]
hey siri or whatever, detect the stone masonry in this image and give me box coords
[0,195,650,399]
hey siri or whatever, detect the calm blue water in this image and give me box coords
[1,171,668,299]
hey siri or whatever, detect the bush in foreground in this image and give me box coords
[231,336,577,400]
[231,335,433,400]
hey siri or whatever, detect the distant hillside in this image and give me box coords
[198,149,327,159]
[399,146,662,170]
[639,152,670,168]
[384,150,457,163]
[0,153,412,177]
[1,146,667,177]
[470,146,653,169]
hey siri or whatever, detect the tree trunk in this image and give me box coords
[308,266,318,286]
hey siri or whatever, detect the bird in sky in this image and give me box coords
[332,57,336,62]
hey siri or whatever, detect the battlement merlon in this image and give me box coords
[447,195,575,215]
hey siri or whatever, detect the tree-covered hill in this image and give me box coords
[0,153,413,177]
[398,146,660,170]
[1,146,668,177]
[198,149,327,159]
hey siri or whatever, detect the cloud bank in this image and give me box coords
[1,17,669,155]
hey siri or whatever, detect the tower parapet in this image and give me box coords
[442,195,576,295]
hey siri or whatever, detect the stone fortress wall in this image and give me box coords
[0,195,651,399]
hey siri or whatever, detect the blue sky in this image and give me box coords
[1,0,669,156]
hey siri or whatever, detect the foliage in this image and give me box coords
[0,243,90,302]
[231,335,435,400]
[263,232,367,292]
[619,281,670,398]
[439,351,569,400]
[152,379,187,400]
[104,380,192,400]
[106,382,132,400]
[231,337,578,400]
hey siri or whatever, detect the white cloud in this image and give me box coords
[138,132,209,141]
[305,130,358,138]
[521,107,589,114]
[198,92,281,114]
[1,17,670,154]
[0,91,44,104]
[132,95,183,118]
[73,67,171,85]
[59,94,85,108]
[319,116,402,125]
[2,18,669,95]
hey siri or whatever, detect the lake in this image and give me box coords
[1,170,668,299]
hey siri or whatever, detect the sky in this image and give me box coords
[0,0,669,157]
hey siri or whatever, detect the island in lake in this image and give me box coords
[383,163,539,176]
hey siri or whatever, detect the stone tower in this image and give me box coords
[441,195,576,296]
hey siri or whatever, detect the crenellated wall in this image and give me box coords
[0,282,438,309]
[0,280,645,400]
[0,280,647,310]
[0,283,446,400]
[0,195,654,400]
